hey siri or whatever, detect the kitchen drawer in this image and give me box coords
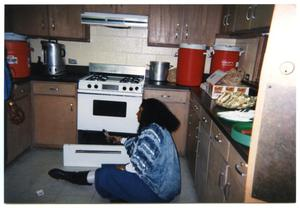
[143,89,189,103]
[32,81,77,96]
[211,122,230,160]
[13,82,30,99]
[199,108,211,133]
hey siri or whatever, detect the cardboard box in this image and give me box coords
[205,70,250,99]
[208,84,250,99]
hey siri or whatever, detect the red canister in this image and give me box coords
[176,43,207,86]
[5,33,30,78]
[210,45,243,74]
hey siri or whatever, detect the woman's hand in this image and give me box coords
[115,164,126,171]
[103,130,122,144]
[110,136,122,144]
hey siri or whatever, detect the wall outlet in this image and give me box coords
[68,58,77,64]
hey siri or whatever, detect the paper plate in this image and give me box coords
[217,110,254,123]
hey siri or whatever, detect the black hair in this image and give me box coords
[138,98,180,133]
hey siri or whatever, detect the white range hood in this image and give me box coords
[81,12,148,28]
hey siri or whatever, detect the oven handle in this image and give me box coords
[77,91,143,98]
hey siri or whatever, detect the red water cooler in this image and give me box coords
[5,33,31,79]
[210,45,243,74]
[176,43,207,86]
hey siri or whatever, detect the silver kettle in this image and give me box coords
[41,41,66,76]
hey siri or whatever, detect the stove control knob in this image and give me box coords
[94,84,98,89]
[129,87,133,91]
[135,86,139,91]
[122,86,127,91]
[87,84,92,88]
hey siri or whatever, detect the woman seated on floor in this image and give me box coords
[48,98,181,203]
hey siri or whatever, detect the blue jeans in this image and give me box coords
[94,165,165,203]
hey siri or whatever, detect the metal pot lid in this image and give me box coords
[150,61,170,64]
[213,45,242,52]
[5,32,27,41]
[179,43,207,50]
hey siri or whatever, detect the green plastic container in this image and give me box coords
[231,123,253,147]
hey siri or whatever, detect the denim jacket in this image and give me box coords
[124,123,181,201]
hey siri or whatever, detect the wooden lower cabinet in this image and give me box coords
[5,82,32,164]
[226,145,248,202]
[194,124,210,201]
[186,97,201,178]
[188,93,249,202]
[31,81,77,147]
[143,88,190,156]
[206,143,229,202]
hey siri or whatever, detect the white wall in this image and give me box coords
[29,26,240,74]
[29,26,179,69]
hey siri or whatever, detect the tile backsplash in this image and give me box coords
[29,26,178,69]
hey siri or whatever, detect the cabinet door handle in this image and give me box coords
[161,94,170,98]
[202,116,208,123]
[49,87,59,92]
[194,105,199,110]
[251,5,257,20]
[222,15,227,26]
[41,20,45,30]
[51,22,55,31]
[224,183,231,201]
[218,171,225,189]
[214,134,222,143]
[185,24,189,39]
[235,162,247,177]
[175,23,180,39]
[70,103,73,112]
[246,6,252,21]
[225,14,231,26]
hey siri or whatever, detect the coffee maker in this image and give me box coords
[41,40,66,76]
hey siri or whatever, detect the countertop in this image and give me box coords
[145,80,249,162]
[29,64,89,83]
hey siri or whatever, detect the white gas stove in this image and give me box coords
[65,63,146,168]
[77,63,146,135]
[78,63,145,96]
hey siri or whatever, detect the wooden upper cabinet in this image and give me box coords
[250,5,274,29]
[84,5,115,13]
[48,5,88,40]
[234,5,252,31]
[148,5,222,47]
[5,5,49,36]
[184,5,222,45]
[220,5,236,34]
[148,5,184,46]
[84,5,149,15]
[234,5,274,31]
[5,5,89,41]
[115,5,149,15]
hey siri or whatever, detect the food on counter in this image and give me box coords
[167,67,177,83]
[219,69,244,86]
[216,91,256,109]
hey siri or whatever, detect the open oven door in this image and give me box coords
[63,144,130,167]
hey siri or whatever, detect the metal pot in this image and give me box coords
[149,61,172,82]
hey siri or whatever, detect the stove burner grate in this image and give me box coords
[87,74,108,81]
[120,76,142,84]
